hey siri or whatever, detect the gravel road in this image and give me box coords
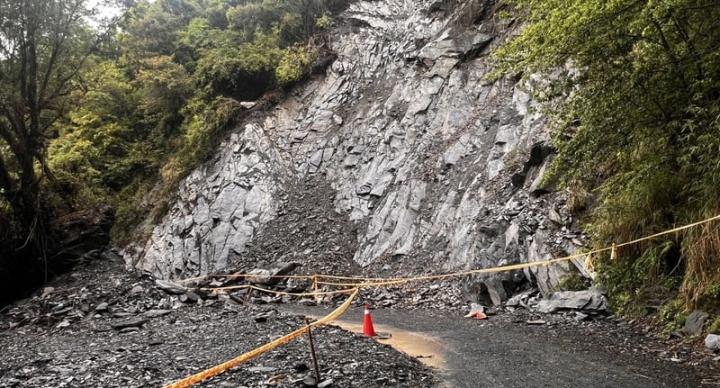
[284,306,716,388]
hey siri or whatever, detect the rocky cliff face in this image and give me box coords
[125,0,591,300]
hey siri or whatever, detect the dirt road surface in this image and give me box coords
[285,306,715,388]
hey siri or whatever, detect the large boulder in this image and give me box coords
[681,310,709,336]
[525,229,574,295]
[463,270,525,307]
[535,288,608,314]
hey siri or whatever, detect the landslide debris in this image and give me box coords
[230,176,362,278]
[0,251,435,388]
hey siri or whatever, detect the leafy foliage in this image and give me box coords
[43,0,349,243]
[0,0,100,232]
[494,0,720,310]
[277,45,318,85]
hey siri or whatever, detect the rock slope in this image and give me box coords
[126,0,591,302]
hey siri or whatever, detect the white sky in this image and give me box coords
[87,0,124,23]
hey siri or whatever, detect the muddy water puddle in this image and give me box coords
[321,319,447,369]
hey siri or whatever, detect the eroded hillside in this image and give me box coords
[125,0,589,300]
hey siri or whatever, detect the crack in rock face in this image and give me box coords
[125,0,590,297]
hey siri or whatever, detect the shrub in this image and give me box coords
[276,44,317,85]
[493,0,720,311]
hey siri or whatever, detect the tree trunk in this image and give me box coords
[17,153,39,232]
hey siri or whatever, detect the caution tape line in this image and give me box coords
[179,273,374,285]
[180,273,315,284]
[614,213,720,248]
[314,213,720,287]
[189,213,720,291]
[161,213,720,387]
[200,284,357,297]
[315,255,594,288]
[162,288,359,388]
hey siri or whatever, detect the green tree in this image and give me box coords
[45,0,351,244]
[494,0,720,308]
[276,44,317,85]
[0,0,104,235]
[49,60,139,195]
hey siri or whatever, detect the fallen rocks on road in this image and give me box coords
[682,310,709,336]
[526,319,547,326]
[0,251,436,388]
[110,316,148,330]
[155,279,187,295]
[705,334,720,351]
[506,288,539,309]
[361,281,465,311]
[534,288,608,314]
[246,262,302,286]
[143,309,172,318]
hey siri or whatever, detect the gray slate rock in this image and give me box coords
[111,316,148,330]
[180,292,200,304]
[484,278,509,306]
[682,310,709,335]
[246,262,301,285]
[143,309,172,318]
[129,285,144,295]
[125,0,579,300]
[318,379,334,388]
[506,288,538,308]
[248,366,276,373]
[705,334,720,351]
[155,279,187,295]
[535,289,608,314]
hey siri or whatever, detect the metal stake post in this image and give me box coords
[304,317,321,383]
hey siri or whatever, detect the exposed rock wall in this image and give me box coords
[125,0,589,297]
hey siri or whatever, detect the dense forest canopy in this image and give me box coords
[493,0,720,315]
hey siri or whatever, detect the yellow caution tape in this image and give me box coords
[316,254,595,288]
[180,273,316,284]
[247,285,356,297]
[192,214,720,291]
[180,272,372,285]
[314,213,720,288]
[199,284,356,297]
[162,288,359,388]
[163,213,720,387]
[584,253,595,272]
[610,243,618,261]
[614,213,720,248]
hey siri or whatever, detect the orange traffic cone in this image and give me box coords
[363,304,377,337]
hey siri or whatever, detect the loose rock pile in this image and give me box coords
[230,177,362,278]
[0,252,435,388]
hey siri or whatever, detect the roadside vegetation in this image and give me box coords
[493,0,720,321]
